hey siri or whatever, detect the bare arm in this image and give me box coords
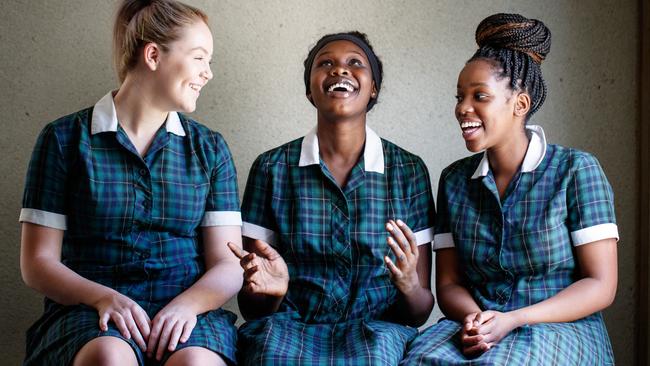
[435,247,482,321]
[21,222,152,351]
[147,225,244,359]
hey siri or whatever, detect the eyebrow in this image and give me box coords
[317,50,365,58]
[457,82,489,88]
[190,46,210,54]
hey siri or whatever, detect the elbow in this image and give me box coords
[603,282,617,309]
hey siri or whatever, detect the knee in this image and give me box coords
[73,336,138,366]
[165,346,226,366]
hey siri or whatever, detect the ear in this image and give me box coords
[514,92,531,117]
[370,83,378,99]
[142,42,161,71]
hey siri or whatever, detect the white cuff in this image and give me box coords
[200,211,242,226]
[19,208,67,230]
[433,232,455,250]
[242,222,277,246]
[414,227,434,246]
[571,223,619,246]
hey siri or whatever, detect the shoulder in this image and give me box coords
[440,153,483,182]
[252,137,304,170]
[381,138,428,172]
[543,144,603,173]
[178,114,228,149]
[38,107,92,147]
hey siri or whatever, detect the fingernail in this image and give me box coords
[396,219,404,226]
[386,223,394,231]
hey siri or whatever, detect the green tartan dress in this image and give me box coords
[238,127,436,365]
[402,125,618,366]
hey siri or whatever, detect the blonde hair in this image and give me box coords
[113,0,209,83]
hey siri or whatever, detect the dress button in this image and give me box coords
[142,201,149,209]
[139,168,148,176]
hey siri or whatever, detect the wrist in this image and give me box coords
[509,309,527,328]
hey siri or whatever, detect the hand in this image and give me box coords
[228,240,289,297]
[92,290,151,352]
[384,219,420,295]
[460,312,490,356]
[147,301,197,361]
[473,310,519,347]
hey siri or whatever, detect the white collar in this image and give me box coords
[90,91,186,137]
[298,125,385,174]
[471,124,547,179]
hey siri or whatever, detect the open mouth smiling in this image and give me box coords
[325,79,358,97]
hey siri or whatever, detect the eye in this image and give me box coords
[454,94,463,103]
[349,58,363,66]
[474,93,489,101]
[318,59,333,67]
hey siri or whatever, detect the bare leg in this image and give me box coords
[164,346,227,366]
[73,336,138,366]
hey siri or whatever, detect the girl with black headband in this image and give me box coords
[228,31,436,365]
[401,13,618,365]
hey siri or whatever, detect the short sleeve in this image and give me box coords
[407,157,436,246]
[20,124,68,230]
[241,153,278,246]
[200,132,242,226]
[566,153,618,245]
[433,169,455,250]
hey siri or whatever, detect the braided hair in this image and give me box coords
[470,13,552,118]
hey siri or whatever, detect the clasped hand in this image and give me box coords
[461,310,519,356]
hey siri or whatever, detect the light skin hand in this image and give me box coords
[228,240,289,297]
[93,290,151,352]
[384,219,420,295]
[146,300,197,360]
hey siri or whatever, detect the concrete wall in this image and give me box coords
[0,1,638,364]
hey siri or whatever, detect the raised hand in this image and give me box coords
[228,239,289,297]
[384,219,420,295]
[92,290,151,352]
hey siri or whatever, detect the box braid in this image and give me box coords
[469,13,552,119]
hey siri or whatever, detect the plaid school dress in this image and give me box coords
[19,92,241,366]
[401,126,618,365]
[238,127,436,365]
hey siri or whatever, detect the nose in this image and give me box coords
[201,65,213,81]
[456,97,473,117]
[330,63,349,76]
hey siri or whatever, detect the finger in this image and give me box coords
[147,318,164,358]
[167,322,184,351]
[396,219,418,257]
[254,240,280,260]
[240,253,258,270]
[98,311,110,332]
[384,256,403,277]
[133,308,151,341]
[227,242,248,259]
[180,320,195,343]
[463,313,477,331]
[463,342,490,356]
[386,221,412,259]
[461,333,483,346]
[386,236,407,265]
[244,265,259,280]
[122,311,146,351]
[112,313,131,339]
[156,319,176,360]
[475,311,496,327]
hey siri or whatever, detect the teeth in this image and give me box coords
[327,82,354,92]
[461,121,482,129]
[190,84,201,91]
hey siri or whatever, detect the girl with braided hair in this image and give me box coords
[20,1,242,364]
[401,13,617,365]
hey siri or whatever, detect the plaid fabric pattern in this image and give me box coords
[402,129,616,365]
[21,102,240,365]
[238,130,435,365]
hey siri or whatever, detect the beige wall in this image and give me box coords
[0,1,638,364]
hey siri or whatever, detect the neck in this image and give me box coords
[487,126,530,177]
[316,117,366,164]
[113,74,168,137]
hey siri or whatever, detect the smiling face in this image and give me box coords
[308,40,376,121]
[153,20,213,113]
[455,59,527,152]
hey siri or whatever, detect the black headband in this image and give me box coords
[303,34,382,111]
